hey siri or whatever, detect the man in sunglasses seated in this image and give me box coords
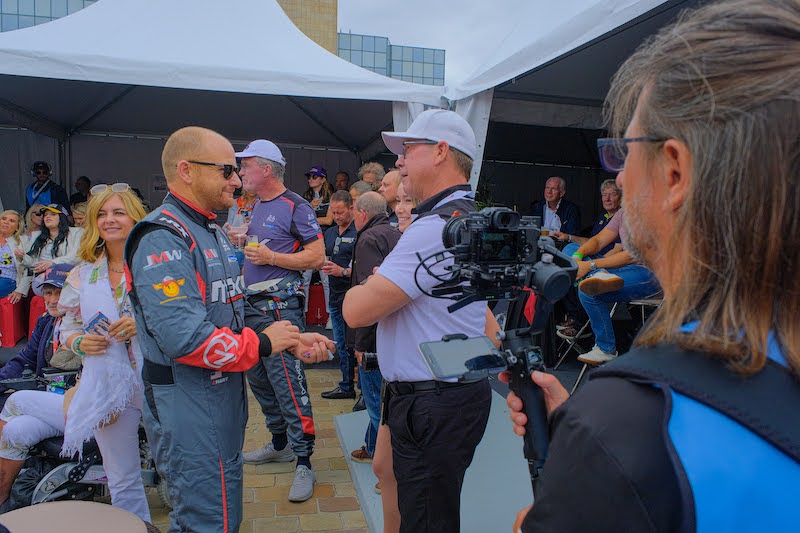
[234,139,325,504]
[25,161,70,213]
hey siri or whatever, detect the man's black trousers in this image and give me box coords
[387,379,492,533]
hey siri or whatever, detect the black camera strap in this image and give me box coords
[590,344,800,463]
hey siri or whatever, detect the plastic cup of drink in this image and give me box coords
[247,235,260,248]
[540,227,550,237]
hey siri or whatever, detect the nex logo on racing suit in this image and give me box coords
[211,275,245,304]
[203,332,239,369]
[158,216,189,239]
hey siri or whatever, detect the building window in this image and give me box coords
[338,33,350,50]
[362,35,374,52]
[17,0,33,15]
[351,34,362,50]
[350,50,362,66]
[362,51,374,68]
[338,49,351,61]
[51,0,67,17]
[424,48,434,63]
[434,49,445,64]
[1,0,19,13]
[1,14,18,31]
[34,0,49,16]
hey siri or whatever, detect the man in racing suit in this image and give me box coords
[125,127,333,533]
[233,139,326,503]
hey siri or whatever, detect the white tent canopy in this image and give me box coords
[0,0,693,210]
[0,0,444,107]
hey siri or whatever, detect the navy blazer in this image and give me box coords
[530,198,581,235]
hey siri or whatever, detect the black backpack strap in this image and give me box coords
[416,197,477,222]
[590,345,800,462]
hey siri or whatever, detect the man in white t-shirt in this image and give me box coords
[344,109,498,533]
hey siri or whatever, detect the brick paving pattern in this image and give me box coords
[148,368,367,532]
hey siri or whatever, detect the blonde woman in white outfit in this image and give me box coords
[58,184,150,522]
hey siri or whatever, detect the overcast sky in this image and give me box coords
[337,0,531,86]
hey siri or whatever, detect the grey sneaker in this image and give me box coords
[243,442,295,464]
[288,465,316,502]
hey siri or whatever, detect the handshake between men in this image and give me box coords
[261,320,335,363]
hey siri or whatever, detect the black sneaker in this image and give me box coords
[321,386,356,400]
[352,395,366,412]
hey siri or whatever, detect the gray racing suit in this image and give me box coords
[125,192,274,533]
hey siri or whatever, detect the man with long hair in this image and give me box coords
[506,1,800,531]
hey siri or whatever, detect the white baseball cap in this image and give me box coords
[235,139,286,166]
[381,109,477,160]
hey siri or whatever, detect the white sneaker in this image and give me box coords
[579,271,624,296]
[243,442,294,464]
[288,465,315,502]
[577,345,618,365]
[325,318,333,330]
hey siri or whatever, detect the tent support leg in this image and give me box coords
[286,96,359,155]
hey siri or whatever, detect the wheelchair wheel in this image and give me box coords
[156,478,172,509]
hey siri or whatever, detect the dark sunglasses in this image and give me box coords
[596,137,667,173]
[307,175,324,180]
[188,160,240,179]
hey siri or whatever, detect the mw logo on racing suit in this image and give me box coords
[146,249,182,267]
[211,275,245,304]
[203,332,238,369]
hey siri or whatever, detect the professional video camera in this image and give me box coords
[415,207,577,495]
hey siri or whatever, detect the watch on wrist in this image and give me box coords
[589,260,598,271]
[342,267,349,277]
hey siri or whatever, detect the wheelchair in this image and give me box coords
[0,369,170,513]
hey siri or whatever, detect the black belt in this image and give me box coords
[386,379,483,396]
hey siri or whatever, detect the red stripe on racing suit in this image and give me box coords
[280,352,315,435]
[219,455,229,533]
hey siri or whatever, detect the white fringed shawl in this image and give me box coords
[59,258,142,458]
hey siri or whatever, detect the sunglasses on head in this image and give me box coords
[188,160,240,179]
[90,183,130,195]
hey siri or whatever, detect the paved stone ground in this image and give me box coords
[147,368,367,533]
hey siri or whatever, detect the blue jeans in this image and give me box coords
[328,303,355,392]
[578,264,661,353]
[358,366,383,456]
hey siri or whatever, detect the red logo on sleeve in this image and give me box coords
[203,333,239,369]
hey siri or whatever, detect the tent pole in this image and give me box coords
[68,86,137,135]
[0,97,65,141]
[285,96,359,155]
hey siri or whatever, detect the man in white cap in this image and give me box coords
[234,139,325,503]
[344,109,498,532]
